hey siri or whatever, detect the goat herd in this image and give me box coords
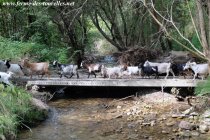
[0,58,208,86]
[79,60,208,80]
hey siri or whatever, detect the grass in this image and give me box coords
[0,85,47,139]
[195,77,210,96]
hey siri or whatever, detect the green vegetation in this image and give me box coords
[0,85,46,139]
[1,0,209,61]
[0,36,68,62]
[195,78,210,96]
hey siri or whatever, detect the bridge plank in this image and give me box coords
[27,78,203,87]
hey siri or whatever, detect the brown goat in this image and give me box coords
[21,59,50,79]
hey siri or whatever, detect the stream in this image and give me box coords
[18,87,140,140]
[17,87,210,140]
[18,98,119,140]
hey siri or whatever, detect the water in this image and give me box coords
[18,98,122,140]
[18,87,210,140]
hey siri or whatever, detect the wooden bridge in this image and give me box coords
[26,78,204,87]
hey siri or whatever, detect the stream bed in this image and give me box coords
[18,88,210,140]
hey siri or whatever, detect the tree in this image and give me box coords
[48,0,88,66]
[89,0,163,51]
[139,0,210,65]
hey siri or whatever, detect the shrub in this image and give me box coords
[0,85,46,139]
[0,36,68,62]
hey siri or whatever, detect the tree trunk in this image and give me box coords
[208,0,210,48]
[196,0,209,56]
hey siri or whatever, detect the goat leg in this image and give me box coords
[92,71,96,78]
[76,72,79,79]
[4,80,13,88]
[64,75,69,78]
[69,73,74,78]
[88,73,90,78]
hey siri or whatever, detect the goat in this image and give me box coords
[101,65,123,79]
[81,61,102,78]
[53,60,79,78]
[3,60,24,77]
[144,60,175,79]
[171,63,194,79]
[183,61,209,80]
[0,71,14,87]
[139,63,158,79]
[122,66,141,79]
[21,59,50,79]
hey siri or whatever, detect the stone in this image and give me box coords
[189,116,194,119]
[128,123,136,128]
[162,130,169,134]
[143,135,149,139]
[190,112,199,116]
[116,127,123,133]
[142,123,151,126]
[200,118,210,126]
[127,112,131,116]
[182,107,194,115]
[117,105,122,109]
[114,114,123,119]
[202,110,210,118]
[178,121,194,130]
[127,134,138,139]
[144,113,157,121]
[150,120,156,126]
[166,121,175,127]
[179,131,191,138]
[31,98,49,112]
[172,114,186,119]
[191,131,200,137]
[172,129,178,133]
[199,124,209,133]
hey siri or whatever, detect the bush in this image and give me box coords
[0,36,68,62]
[0,85,46,139]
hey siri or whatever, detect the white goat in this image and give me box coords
[0,71,14,87]
[144,60,175,79]
[183,61,209,80]
[4,60,24,77]
[101,65,123,79]
[123,66,141,78]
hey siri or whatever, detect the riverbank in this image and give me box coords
[0,85,49,140]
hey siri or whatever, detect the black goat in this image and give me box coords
[139,63,158,79]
